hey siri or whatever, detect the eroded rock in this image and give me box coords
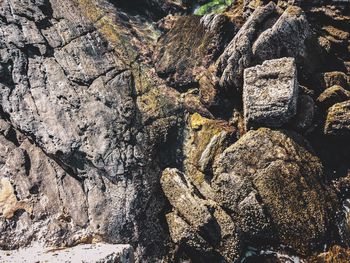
[155,14,235,89]
[217,3,311,91]
[243,57,298,129]
[324,100,350,137]
[213,128,337,254]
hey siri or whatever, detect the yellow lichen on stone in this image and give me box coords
[186,113,235,176]
[0,178,31,219]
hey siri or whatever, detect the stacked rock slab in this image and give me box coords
[243,57,299,129]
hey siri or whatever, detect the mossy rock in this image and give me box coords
[194,0,233,15]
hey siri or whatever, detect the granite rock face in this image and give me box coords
[243,57,299,129]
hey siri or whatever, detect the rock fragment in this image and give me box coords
[324,100,350,137]
[317,85,350,109]
[243,57,298,129]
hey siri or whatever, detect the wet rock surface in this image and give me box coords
[0,0,349,262]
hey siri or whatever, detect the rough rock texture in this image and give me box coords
[243,57,298,129]
[324,100,350,137]
[217,2,311,91]
[213,128,337,255]
[0,243,134,263]
[0,0,182,261]
[154,13,235,89]
[162,128,338,261]
[317,85,350,109]
[0,0,349,262]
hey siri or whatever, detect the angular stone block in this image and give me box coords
[243,57,299,129]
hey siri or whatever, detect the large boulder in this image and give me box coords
[243,57,299,129]
[162,127,338,261]
[213,128,337,255]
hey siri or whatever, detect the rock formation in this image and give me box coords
[0,0,349,262]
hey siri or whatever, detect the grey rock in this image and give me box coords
[252,6,311,63]
[217,2,278,91]
[0,243,134,263]
[243,57,299,129]
[217,3,311,91]
[0,0,179,261]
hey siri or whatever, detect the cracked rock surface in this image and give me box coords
[0,0,350,262]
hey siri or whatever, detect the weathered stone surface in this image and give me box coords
[320,72,350,91]
[308,245,350,263]
[0,0,349,262]
[0,0,181,261]
[154,13,235,89]
[324,100,350,137]
[317,85,350,109]
[162,127,337,260]
[217,3,311,91]
[243,57,299,129]
[213,128,337,254]
[0,243,134,263]
[217,2,278,91]
[161,168,241,262]
[252,5,311,62]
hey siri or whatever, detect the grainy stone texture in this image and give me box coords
[317,85,350,109]
[217,2,311,92]
[324,100,350,137]
[0,0,349,262]
[161,128,337,261]
[243,57,299,129]
[0,0,185,261]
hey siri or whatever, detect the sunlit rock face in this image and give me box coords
[0,0,349,262]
